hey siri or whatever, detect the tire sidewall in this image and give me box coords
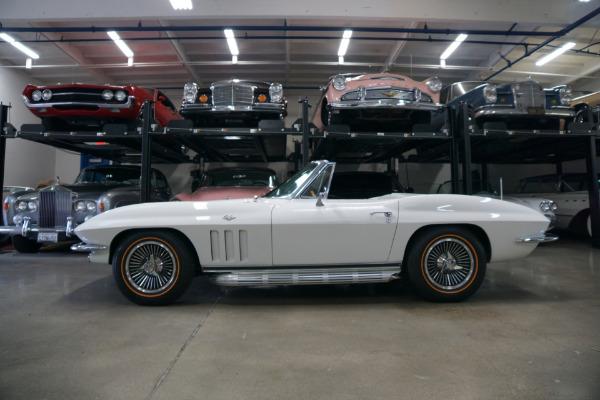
[406,227,486,302]
[112,231,194,306]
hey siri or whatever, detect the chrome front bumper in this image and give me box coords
[516,233,559,243]
[330,99,443,111]
[475,106,575,119]
[23,96,135,109]
[0,216,75,237]
[70,242,108,252]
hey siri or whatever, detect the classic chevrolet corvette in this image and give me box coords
[72,160,556,306]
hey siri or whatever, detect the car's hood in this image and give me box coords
[172,186,271,201]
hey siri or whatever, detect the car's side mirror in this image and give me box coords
[316,192,325,207]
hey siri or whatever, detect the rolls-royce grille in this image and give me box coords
[212,85,254,107]
[512,82,545,110]
[39,189,72,228]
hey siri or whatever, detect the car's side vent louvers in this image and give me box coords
[210,229,248,262]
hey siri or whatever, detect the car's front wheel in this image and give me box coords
[405,227,486,302]
[112,231,195,306]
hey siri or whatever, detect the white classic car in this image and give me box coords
[72,160,557,306]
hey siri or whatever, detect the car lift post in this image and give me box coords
[585,134,600,249]
[301,98,310,166]
[140,100,152,203]
[0,104,8,193]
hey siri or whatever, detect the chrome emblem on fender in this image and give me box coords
[222,214,236,221]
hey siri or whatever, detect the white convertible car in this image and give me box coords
[72,160,557,306]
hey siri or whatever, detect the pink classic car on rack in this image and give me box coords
[21,83,182,131]
[312,73,444,132]
[171,167,280,201]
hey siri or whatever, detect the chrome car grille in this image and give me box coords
[36,88,129,104]
[341,88,433,103]
[39,188,72,228]
[212,84,254,107]
[512,82,545,110]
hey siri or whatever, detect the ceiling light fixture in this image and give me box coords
[224,29,239,64]
[0,33,40,60]
[535,42,576,66]
[338,30,352,57]
[440,33,468,62]
[169,0,193,10]
[107,31,134,65]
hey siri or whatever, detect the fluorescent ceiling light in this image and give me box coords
[107,31,134,58]
[169,0,193,9]
[0,33,40,59]
[338,30,352,57]
[338,56,344,65]
[224,29,239,56]
[440,33,468,60]
[535,42,576,66]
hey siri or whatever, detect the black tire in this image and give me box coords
[112,231,196,306]
[12,235,43,253]
[405,227,486,302]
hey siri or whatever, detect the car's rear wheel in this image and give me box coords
[112,231,195,306]
[12,235,43,253]
[406,227,486,302]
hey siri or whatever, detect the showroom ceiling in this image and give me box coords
[1,0,600,97]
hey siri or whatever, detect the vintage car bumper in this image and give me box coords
[70,242,108,252]
[516,233,559,243]
[180,103,286,114]
[475,105,575,119]
[22,95,135,109]
[0,216,75,239]
[329,99,443,111]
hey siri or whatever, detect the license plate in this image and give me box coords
[38,232,58,243]
[527,107,545,115]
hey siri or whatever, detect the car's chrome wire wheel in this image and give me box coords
[423,236,476,291]
[124,240,177,294]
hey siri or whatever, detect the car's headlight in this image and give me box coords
[483,84,497,103]
[539,200,557,212]
[559,86,572,105]
[102,90,114,101]
[115,90,127,102]
[269,82,284,103]
[75,200,97,212]
[426,77,442,93]
[42,89,52,101]
[15,200,37,212]
[332,75,347,91]
[32,90,42,102]
[183,82,198,103]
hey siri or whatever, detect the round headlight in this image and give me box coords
[27,201,37,212]
[426,77,443,93]
[183,82,198,104]
[269,82,284,103]
[115,90,127,102]
[540,200,557,212]
[32,90,42,102]
[16,201,28,211]
[332,75,347,91]
[86,201,96,212]
[102,90,114,101]
[483,84,497,103]
[75,201,86,212]
[559,86,572,105]
[42,89,52,101]
[413,88,422,102]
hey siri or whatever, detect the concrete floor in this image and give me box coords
[0,233,599,400]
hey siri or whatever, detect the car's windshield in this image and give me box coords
[75,168,141,184]
[203,170,279,187]
[265,162,321,198]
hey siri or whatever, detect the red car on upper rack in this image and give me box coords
[21,83,182,131]
[312,73,444,132]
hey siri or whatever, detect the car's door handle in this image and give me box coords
[370,211,392,217]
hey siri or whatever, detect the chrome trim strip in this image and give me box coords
[516,233,559,243]
[23,96,135,109]
[70,242,108,252]
[475,106,575,119]
[180,103,285,112]
[329,100,443,111]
